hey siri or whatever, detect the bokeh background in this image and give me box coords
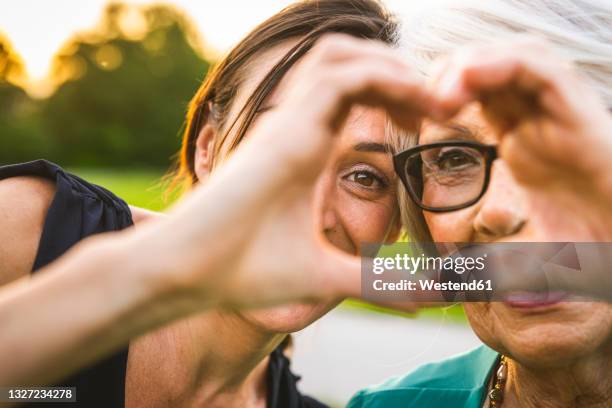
[1,1,214,209]
[1,1,480,406]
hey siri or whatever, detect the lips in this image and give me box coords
[503,291,569,309]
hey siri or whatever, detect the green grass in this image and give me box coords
[69,167,467,323]
[341,299,466,323]
[69,167,177,211]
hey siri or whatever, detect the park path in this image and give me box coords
[291,307,481,406]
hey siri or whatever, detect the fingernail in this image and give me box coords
[437,74,460,101]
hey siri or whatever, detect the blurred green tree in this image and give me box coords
[1,2,211,167]
[0,36,50,164]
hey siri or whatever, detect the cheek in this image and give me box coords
[338,191,397,247]
[424,208,475,242]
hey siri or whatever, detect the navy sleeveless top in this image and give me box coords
[0,160,132,407]
[0,160,328,408]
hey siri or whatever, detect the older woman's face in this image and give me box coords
[420,102,612,366]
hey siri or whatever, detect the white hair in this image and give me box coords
[399,0,612,107]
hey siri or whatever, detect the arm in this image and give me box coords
[0,35,426,387]
[0,177,54,285]
[0,178,192,387]
[0,232,187,387]
[129,205,161,225]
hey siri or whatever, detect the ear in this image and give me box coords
[193,123,217,182]
[384,208,402,244]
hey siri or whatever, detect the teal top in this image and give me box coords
[347,345,499,408]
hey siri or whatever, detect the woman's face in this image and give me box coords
[194,41,400,333]
[419,102,612,367]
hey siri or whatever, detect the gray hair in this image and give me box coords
[401,0,612,105]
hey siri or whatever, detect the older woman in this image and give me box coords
[349,1,612,407]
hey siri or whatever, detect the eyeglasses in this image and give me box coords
[393,141,498,213]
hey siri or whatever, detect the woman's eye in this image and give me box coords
[435,149,480,171]
[345,170,386,189]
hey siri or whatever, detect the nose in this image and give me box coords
[321,202,337,232]
[473,160,527,238]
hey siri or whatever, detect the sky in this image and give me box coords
[0,0,433,82]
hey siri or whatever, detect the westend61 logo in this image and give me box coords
[372,253,487,275]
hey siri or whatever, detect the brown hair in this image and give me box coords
[172,0,398,190]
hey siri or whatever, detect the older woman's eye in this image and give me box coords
[435,149,481,172]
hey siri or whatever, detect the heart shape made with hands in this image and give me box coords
[181,34,612,311]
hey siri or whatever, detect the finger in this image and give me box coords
[308,33,415,73]
[319,58,437,132]
[314,243,444,312]
[314,243,363,299]
[283,35,437,134]
[431,37,579,127]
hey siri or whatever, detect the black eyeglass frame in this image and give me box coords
[393,140,498,213]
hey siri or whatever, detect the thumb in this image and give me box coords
[318,246,423,313]
[318,245,363,299]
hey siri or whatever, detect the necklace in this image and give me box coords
[488,355,508,407]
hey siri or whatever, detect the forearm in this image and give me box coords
[0,151,298,387]
[0,230,205,387]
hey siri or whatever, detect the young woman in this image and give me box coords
[0,0,433,406]
[124,1,409,406]
[349,1,612,407]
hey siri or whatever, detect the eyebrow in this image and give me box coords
[353,142,392,153]
[442,123,474,138]
[420,122,477,143]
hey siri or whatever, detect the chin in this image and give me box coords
[502,323,603,367]
[240,301,338,333]
[467,301,612,368]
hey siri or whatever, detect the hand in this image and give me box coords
[430,36,612,241]
[134,34,436,312]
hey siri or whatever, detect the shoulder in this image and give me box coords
[129,206,163,225]
[347,345,499,408]
[0,176,56,283]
